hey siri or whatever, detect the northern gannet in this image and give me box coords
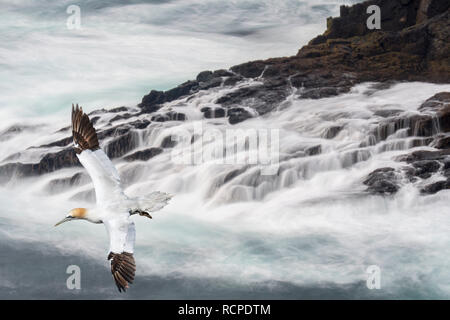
[55,104,172,292]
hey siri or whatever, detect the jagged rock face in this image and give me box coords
[136,0,448,127]
[363,92,450,195]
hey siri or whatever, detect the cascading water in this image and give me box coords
[1,80,449,299]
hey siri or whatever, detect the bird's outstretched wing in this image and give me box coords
[104,218,136,292]
[71,104,125,206]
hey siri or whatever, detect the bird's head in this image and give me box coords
[54,208,87,227]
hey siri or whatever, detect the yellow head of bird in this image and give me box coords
[54,208,87,227]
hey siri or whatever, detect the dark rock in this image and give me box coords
[431,135,450,149]
[324,126,343,139]
[230,61,267,78]
[421,179,450,194]
[123,148,163,162]
[217,83,288,117]
[201,107,226,119]
[223,75,244,86]
[196,71,214,82]
[396,149,450,162]
[129,119,151,129]
[104,131,137,159]
[412,160,441,178]
[164,80,199,102]
[363,167,399,194]
[199,77,223,90]
[0,148,81,183]
[160,136,177,148]
[300,87,340,99]
[151,112,186,122]
[418,92,450,132]
[109,106,128,113]
[139,90,166,113]
[374,109,404,118]
[228,108,253,125]
[213,69,234,77]
[305,145,322,156]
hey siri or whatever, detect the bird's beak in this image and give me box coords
[54,217,72,227]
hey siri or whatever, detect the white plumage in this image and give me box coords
[55,104,172,292]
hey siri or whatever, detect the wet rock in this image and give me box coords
[213,69,234,78]
[228,108,253,125]
[109,106,128,113]
[216,82,288,117]
[421,179,450,194]
[140,81,200,113]
[323,126,343,139]
[139,90,165,113]
[396,149,450,162]
[419,92,450,132]
[305,145,322,156]
[104,131,137,159]
[230,61,267,78]
[129,119,151,130]
[374,109,404,118]
[199,77,222,90]
[431,134,450,149]
[363,167,399,194]
[151,112,186,122]
[164,80,199,102]
[201,107,226,119]
[123,148,163,162]
[223,75,244,86]
[0,148,81,183]
[300,87,340,99]
[411,160,441,179]
[196,71,214,82]
[160,136,177,148]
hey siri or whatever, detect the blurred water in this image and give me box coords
[1,80,450,299]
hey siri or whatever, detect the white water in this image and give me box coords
[1,80,450,298]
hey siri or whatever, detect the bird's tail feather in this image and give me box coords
[136,191,172,213]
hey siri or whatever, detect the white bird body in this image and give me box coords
[55,104,172,292]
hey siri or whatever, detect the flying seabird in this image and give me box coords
[55,104,172,292]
